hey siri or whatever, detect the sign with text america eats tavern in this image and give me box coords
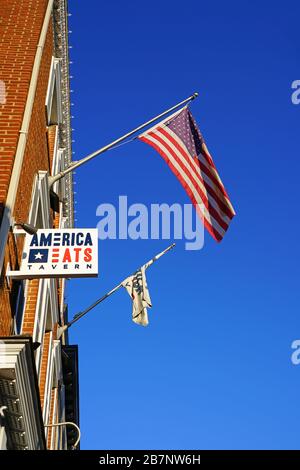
[17,229,98,279]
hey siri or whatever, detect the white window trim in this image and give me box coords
[43,332,53,425]
[45,57,62,125]
[27,176,39,225]
[59,215,68,229]
[33,278,59,377]
[52,340,63,386]
[50,126,59,173]
[52,147,66,200]
[59,278,66,325]
[49,279,59,327]
[49,387,58,449]
[48,340,64,449]
[27,172,59,374]
[28,171,51,228]
[9,175,44,336]
[58,216,68,325]
[33,280,49,375]
[17,172,51,338]
[44,340,63,447]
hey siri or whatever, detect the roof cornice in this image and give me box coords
[53,0,74,228]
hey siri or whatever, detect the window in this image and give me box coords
[28,172,51,229]
[45,57,62,125]
[49,125,68,216]
[25,172,59,374]
[12,172,51,335]
[11,280,26,334]
[33,279,59,376]
[51,146,66,204]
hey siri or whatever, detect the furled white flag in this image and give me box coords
[122,264,152,326]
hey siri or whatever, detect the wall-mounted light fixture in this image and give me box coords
[14,223,38,236]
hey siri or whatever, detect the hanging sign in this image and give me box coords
[8,229,98,279]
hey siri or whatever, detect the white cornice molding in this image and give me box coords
[0,337,46,450]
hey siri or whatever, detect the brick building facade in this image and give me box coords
[0,0,79,450]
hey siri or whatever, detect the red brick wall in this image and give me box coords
[0,0,53,336]
[0,2,69,449]
[0,0,49,221]
[22,279,40,335]
[39,330,51,406]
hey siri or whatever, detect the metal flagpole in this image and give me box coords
[57,243,175,338]
[49,93,199,187]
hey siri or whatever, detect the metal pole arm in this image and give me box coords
[49,93,198,187]
[57,243,175,337]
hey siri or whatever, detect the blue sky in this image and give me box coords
[67,0,300,449]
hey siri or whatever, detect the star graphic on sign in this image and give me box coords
[34,252,44,260]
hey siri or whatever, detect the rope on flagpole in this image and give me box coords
[105,134,137,151]
[49,93,198,187]
[105,104,190,152]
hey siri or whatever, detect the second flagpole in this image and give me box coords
[57,243,175,338]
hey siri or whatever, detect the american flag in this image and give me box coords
[139,107,235,242]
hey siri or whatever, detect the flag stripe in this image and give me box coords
[160,126,235,216]
[141,135,223,241]
[201,143,236,214]
[155,127,233,223]
[140,135,225,240]
[148,131,230,231]
[139,107,235,241]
